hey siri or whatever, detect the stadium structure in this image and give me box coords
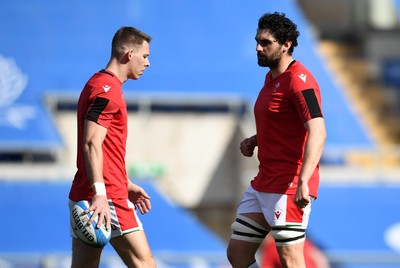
[1,1,400,267]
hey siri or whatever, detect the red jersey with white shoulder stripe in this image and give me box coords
[69,69,128,201]
[250,61,323,198]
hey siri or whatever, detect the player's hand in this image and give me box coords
[294,182,311,209]
[86,194,111,230]
[128,182,152,215]
[240,136,257,157]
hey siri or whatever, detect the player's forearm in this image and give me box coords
[299,140,324,184]
[127,179,136,191]
[84,140,104,186]
[250,134,258,146]
[299,119,326,184]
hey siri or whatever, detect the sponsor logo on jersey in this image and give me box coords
[102,85,111,92]
[298,73,307,82]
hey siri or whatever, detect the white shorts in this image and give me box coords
[69,198,143,239]
[236,186,313,229]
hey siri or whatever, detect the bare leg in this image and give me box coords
[227,239,261,268]
[276,241,306,268]
[110,231,156,268]
[71,238,103,268]
[227,213,269,268]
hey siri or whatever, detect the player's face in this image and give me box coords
[255,29,283,69]
[128,41,150,80]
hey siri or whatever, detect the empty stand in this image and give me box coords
[0,0,375,165]
[0,181,228,267]
[2,1,398,268]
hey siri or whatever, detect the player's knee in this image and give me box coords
[227,245,259,268]
[227,246,258,268]
[270,226,306,246]
[226,243,235,264]
[138,253,157,268]
[131,255,156,268]
[226,240,248,267]
[117,248,156,268]
[230,215,269,243]
[143,256,157,268]
[228,215,268,267]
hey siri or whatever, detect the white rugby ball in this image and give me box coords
[70,200,111,247]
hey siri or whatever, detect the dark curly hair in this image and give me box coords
[258,12,300,55]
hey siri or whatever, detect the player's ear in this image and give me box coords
[120,49,132,64]
[283,41,292,54]
[127,49,134,59]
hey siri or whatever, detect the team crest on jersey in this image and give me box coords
[273,82,280,92]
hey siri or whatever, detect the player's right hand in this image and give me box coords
[86,195,111,230]
[240,136,257,157]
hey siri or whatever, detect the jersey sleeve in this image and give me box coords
[86,94,120,129]
[290,74,323,124]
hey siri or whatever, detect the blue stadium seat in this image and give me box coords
[0,0,374,161]
[0,181,228,267]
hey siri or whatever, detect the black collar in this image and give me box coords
[286,60,296,70]
[99,69,114,77]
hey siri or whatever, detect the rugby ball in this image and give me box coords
[70,200,111,247]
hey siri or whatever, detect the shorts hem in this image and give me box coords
[121,228,142,236]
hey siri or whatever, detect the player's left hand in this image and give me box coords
[294,182,311,209]
[128,181,152,214]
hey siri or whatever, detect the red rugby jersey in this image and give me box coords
[251,61,323,198]
[69,69,128,201]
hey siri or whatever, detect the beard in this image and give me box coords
[257,50,282,69]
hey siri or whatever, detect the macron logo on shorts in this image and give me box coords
[274,210,282,219]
